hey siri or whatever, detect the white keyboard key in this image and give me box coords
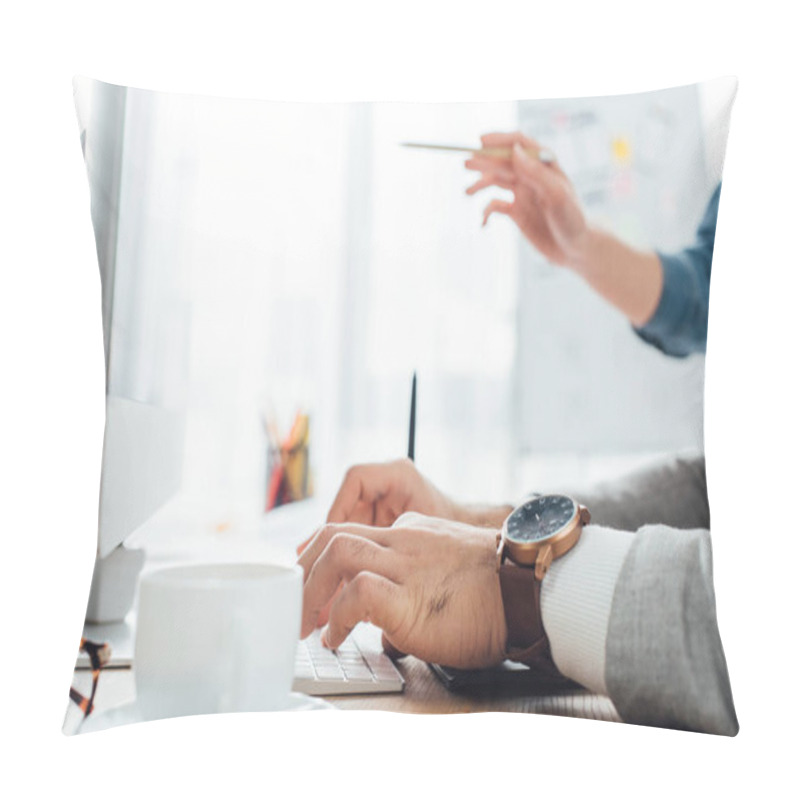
[337,655,365,667]
[362,653,389,672]
[342,665,373,681]
[314,665,345,681]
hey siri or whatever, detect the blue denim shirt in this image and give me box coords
[634,184,721,358]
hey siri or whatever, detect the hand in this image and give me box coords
[465,132,590,268]
[296,459,511,630]
[297,512,507,669]
[295,459,457,629]
[297,459,457,560]
[327,457,458,526]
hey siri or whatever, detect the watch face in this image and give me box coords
[506,495,577,544]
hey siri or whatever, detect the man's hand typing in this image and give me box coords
[297,512,507,670]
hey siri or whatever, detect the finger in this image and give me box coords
[480,134,567,178]
[465,173,515,196]
[392,510,430,528]
[301,533,400,637]
[465,155,517,177]
[480,131,536,150]
[297,521,394,580]
[464,157,486,173]
[327,463,395,524]
[482,198,513,227]
[315,589,338,628]
[510,142,565,202]
[465,155,516,174]
[321,572,403,650]
[296,525,323,556]
[326,466,368,524]
[350,499,377,525]
[374,501,401,528]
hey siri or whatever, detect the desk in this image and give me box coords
[66,650,620,734]
[65,500,621,733]
[324,656,619,720]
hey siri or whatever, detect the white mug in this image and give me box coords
[134,562,302,721]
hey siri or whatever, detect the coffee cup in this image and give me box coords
[134,562,302,721]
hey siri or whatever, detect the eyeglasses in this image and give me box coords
[70,638,111,719]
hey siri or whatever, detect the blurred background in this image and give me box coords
[76,78,732,533]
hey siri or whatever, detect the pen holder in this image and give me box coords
[265,412,313,510]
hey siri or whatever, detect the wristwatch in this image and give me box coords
[497,495,590,670]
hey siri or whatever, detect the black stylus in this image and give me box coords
[407,371,416,462]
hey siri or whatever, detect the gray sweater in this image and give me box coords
[550,456,738,735]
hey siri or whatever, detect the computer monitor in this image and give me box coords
[76,78,189,623]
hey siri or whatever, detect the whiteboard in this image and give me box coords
[515,84,717,454]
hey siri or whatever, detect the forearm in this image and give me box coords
[568,226,663,327]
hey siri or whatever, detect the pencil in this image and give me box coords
[400,141,555,164]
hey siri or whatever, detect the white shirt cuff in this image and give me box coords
[540,525,634,695]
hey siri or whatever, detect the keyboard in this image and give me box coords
[293,624,405,695]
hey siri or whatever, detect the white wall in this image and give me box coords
[97,80,736,522]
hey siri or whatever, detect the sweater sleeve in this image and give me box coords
[541,523,738,735]
[569,455,710,532]
[540,525,634,695]
[604,524,738,735]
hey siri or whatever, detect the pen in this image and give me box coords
[407,371,416,462]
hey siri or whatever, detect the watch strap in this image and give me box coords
[498,563,561,676]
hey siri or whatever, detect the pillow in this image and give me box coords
[66,76,738,736]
